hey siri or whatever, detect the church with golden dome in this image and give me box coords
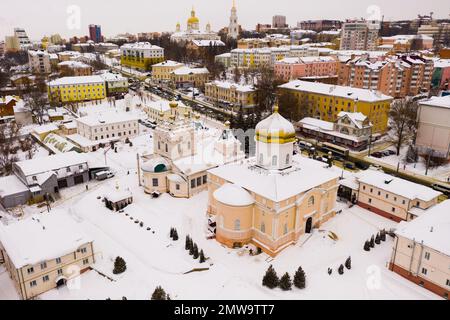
[170,6,221,43]
[207,106,340,256]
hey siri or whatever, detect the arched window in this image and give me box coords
[261,222,266,234]
[308,196,315,207]
[286,154,290,165]
[234,219,241,231]
[272,155,278,166]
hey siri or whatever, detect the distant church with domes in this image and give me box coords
[170,6,221,43]
[207,106,340,256]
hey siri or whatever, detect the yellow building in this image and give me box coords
[0,211,95,300]
[47,75,106,103]
[205,80,257,109]
[152,60,184,82]
[207,106,340,256]
[169,66,210,89]
[120,42,165,71]
[278,80,393,134]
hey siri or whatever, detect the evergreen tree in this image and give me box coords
[185,235,191,250]
[151,286,167,300]
[345,257,352,270]
[293,266,306,289]
[370,235,375,248]
[364,240,371,252]
[279,273,292,291]
[262,265,279,289]
[380,229,387,242]
[193,244,199,259]
[375,233,381,245]
[338,264,344,275]
[170,228,174,239]
[189,241,195,256]
[328,268,333,276]
[113,256,127,275]
[173,229,179,241]
[199,250,206,263]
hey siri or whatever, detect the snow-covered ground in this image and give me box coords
[368,146,450,183]
[0,136,441,300]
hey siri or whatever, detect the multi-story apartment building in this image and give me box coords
[379,35,434,53]
[14,28,31,49]
[297,20,342,32]
[89,24,102,43]
[272,15,287,28]
[237,37,291,49]
[75,112,139,142]
[356,170,441,222]
[0,41,4,56]
[58,61,93,76]
[418,23,450,44]
[120,42,164,71]
[340,20,380,51]
[230,45,319,68]
[278,80,393,134]
[152,60,185,82]
[169,66,210,89]
[28,50,51,74]
[0,211,95,300]
[338,54,434,98]
[389,200,450,299]
[274,56,338,81]
[205,81,257,109]
[415,95,450,159]
[4,36,20,53]
[48,75,106,103]
[431,59,450,90]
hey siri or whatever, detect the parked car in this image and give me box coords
[382,150,392,157]
[371,152,383,158]
[387,150,396,155]
[355,161,370,170]
[345,162,356,170]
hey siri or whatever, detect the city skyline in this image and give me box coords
[0,0,449,41]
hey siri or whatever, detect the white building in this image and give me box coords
[28,50,51,74]
[14,28,31,49]
[171,7,221,43]
[228,0,239,39]
[75,112,140,143]
[340,20,380,51]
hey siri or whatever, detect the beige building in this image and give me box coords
[170,66,210,89]
[58,61,93,76]
[152,60,184,82]
[4,36,20,53]
[28,50,51,74]
[141,102,245,198]
[205,81,257,109]
[207,107,340,256]
[0,211,95,300]
[355,170,441,222]
[340,20,380,51]
[389,200,450,299]
[415,96,450,159]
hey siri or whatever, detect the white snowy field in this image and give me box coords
[0,131,442,300]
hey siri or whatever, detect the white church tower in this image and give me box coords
[255,105,296,171]
[228,0,239,39]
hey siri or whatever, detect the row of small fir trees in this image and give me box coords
[262,265,306,291]
[185,235,206,263]
[364,229,387,251]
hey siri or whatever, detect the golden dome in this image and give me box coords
[255,106,296,144]
[224,121,231,128]
[188,7,199,24]
[169,101,178,109]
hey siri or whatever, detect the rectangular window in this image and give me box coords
[43,275,49,282]
[56,257,62,264]
[391,207,395,213]
[57,269,63,276]
[446,279,450,287]
[191,180,196,189]
[152,179,158,187]
[80,247,87,254]
[27,267,34,274]
[424,252,430,260]
[40,262,47,270]
[30,280,37,288]
[83,258,89,265]
[203,175,207,184]
[421,268,427,275]
[368,198,372,204]
[197,177,202,186]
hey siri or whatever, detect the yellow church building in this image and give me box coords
[207,106,340,256]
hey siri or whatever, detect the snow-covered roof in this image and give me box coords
[28,50,49,57]
[141,157,171,173]
[171,66,209,76]
[256,111,295,135]
[357,170,442,202]
[419,95,450,109]
[433,59,450,69]
[147,100,187,112]
[33,123,59,135]
[395,200,450,256]
[298,117,334,131]
[57,61,91,68]
[120,42,162,50]
[48,75,104,86]
[0,210,93,268]
[279,80,393,103]
[191,40,225,47]
[0,175,29,197]
[76,112,139,127]
[14,151,87,177]
[43,133,78,153]
[337,112,368,128]
[98,72,127,82]
[104,187,132,203]
[153,60,184,67]
[207,80,255,93]
[208,155,340,202]
[214,183,255,206]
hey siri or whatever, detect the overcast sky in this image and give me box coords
[1,0,449,40]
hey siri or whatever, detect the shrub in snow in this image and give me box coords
[328,268,333,276]
[185,235,191,250]
[122,296,127,300]
[380,229,387,242]
[370,236,375,248]
[364,240,371,252]
[262,265,279,289]
[279,273,292,291]
[199,250,206,263]
[173,229,179,241]
[193,244,199,259]
[140,222,144,228]
[113,256,127,275]
[294,266,306,289]
[189,242,195,256]
[151,286,168,300]
[338,264,344,275]
[170,228,175,238]
[345,257,352,270]
[375,233,381,245]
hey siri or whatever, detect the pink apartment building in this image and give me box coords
[275,56,338,81]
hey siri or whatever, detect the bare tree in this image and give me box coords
[23,77,49,125]
[254,64,283,114]
[388,98,419,156]
[0,122,22,176]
